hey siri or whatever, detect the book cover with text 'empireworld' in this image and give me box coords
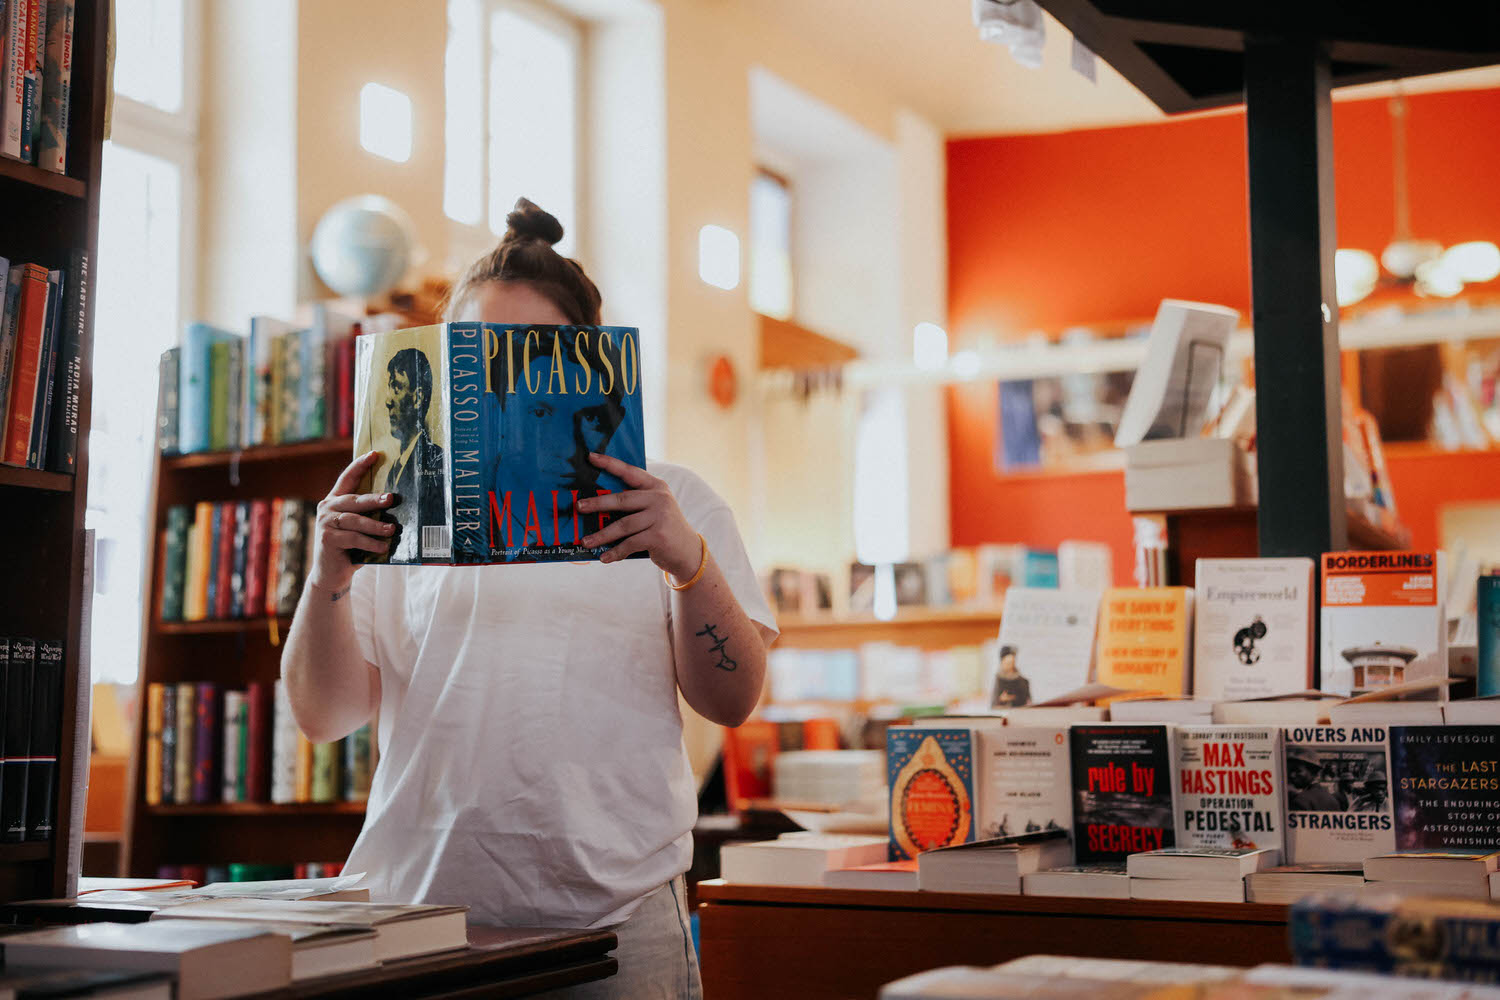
[353,323,646,564]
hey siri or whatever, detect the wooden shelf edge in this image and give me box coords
[162,438,354,470]
[0,464,75,492]
[0,842,54,863]
[154,617,291,636]
[778,608,1004,630]
[0,157,87,198]
[143,802,367,817]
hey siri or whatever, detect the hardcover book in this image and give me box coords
[1173,725,1284,857]
[1282,724,1395,864]
[1,636,32,841]
[160,505,189,622]
[1068,723,1175,864]
[1390,725,1500,852]
[24,636,61,840]
[1320,550,1447,695]
[1095,587,1194,699]
[1193,558,1315,701]
[352,322,646,564]
[992,588,1101,708]
[145,682,164,805]
[159,678,177,804]
[35,0,68,173]
[975,726,1071,840]
[886,727,975,861]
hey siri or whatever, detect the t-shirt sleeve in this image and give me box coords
[349,567,379,666]
[695,501,778,641]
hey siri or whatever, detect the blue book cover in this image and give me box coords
[885,726,975,861]
[1479,577,1500,698]
[353,323,646,564]
[178,323,236,453]
[204,503,222,618]
[997,380,1041,470]
[1390,725,1500,851]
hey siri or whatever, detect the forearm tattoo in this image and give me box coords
[330,587,350,603]
[696,623,738,672]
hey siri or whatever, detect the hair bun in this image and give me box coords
[504,198,565,246]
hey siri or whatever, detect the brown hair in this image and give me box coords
[443,198,602,325]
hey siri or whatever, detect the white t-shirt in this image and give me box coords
[343,462,777,928]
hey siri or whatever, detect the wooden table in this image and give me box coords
[697,881,1291,1000]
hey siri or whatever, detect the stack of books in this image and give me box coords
[2,0,76,172]
[1020,863,1129,899]
[143,680,374,807]
[159,309,359,456]
[158,499,313,623]
[1125,847,1277,903]
[1245,863,1364,904]
[0,251,87,472]
[1362,851,1499,901]
[719,832,888,888]
[915,831,1072,895]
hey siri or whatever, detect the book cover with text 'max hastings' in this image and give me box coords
[353,323,646,564]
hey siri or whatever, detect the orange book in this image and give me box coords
[264,498,284,618]
[295,734,314,802]
[1095,587,1194,699]
[2,265,50,466]
[1320,550,1444,695]
[183,502,214,621]
[144,683,165,806]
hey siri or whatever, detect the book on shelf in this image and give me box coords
[822,859,918,891]
[886,727,975,861]
[2,635,34,841]
[25,636,62,840]
[159,498,313,624]
[915,830,1071,895]
[1320,550,1447,696]
[720,832,889,887]
[1,920,292,1000]
[353,322,645,565]
[1127,874,1245,903]
[1193,558,1315,702]
[1364,850,1500,886]
[1094,587,1194,699]
[1056,540,1112,593]
[1173,725,1284,858]
[992,587,1100,708]
[1,0,72,171]
[1244,863,1364,905]
[1019,863,1129,899]
[1282,725,1394,865]
[1069,723,1175,864]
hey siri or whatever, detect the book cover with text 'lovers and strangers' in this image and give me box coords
[354,323,646,564]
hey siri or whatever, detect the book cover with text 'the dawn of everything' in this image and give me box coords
[353,323,645,564]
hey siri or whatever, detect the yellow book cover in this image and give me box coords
[295,735,314,803]
[144,683,164,806]
[185,501,214,621]
[1096,587,1195,698]
[174,683,195,805]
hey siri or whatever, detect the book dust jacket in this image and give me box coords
[887,727,975,862]
[1391,725,1500,852]
[354,323,645,564]
[1069,724,1175,864]
[1174,725,1284,857]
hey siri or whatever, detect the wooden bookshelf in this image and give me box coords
[0,0,110,901]
[122,438,359,877]
[776,608,1004,652]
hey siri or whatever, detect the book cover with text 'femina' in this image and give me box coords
[354,323,645,564]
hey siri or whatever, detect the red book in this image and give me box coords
[178,864,207,886]
[263,498,283,618]
[2,265,50,466]
[244,499,271,617]
[212,502,238,620]
[192,682,219,804]
[245,680,270,802]
[333,335,355,438]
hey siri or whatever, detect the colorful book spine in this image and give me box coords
[268,331,285,444]
[45,249,84,473]
[0,262,19,433]
[224,336,243,449]
[26,267,61,468]
[234,692,249,801]
[16,0,37,161]
[159,505,189,621]
[244,498,270,616]
[144,682,164,806]
[1291,894,1500,968]
[204,503,223,619]
[343,722,372,802]
[212,501,237,620]
[245,680,270,802]
[270,680,296,804]
[277,329,302,442]
[1,636,33,841]
[273,500,306,615]
[221,689,244,804]
[2,264,49,466]
[159,676,176,804]
[263,498,283,617]
[157,347,179,454]
[300,319,327,440]
[34,0,65,171]
[178,323,234,454]
[24,637,61,840]
[172,682,193,805]
[183,501,212,621]
[228,500,250,618]
[334,328,355,438]
[310,739,339,803]
[1,0,25,158]
[192,682,217,804]
[295,734,314,803]
[208,338,229,451]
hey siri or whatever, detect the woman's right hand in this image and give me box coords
[307,450,400,593]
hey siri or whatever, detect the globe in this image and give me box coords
[309,195,417,298]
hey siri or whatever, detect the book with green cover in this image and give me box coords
[311,740,340,803]
[209,339,230,450]
[160,505,189,621]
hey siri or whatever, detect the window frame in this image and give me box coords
[749,165,795,320]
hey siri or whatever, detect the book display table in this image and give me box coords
[697,881,1290,1000]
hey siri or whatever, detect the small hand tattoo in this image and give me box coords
[331,587,350,603]
[696,623,738,672]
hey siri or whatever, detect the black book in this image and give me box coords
[2,637,35,841]
[229,500,251,619]
[46,250,87,474]
[25,639,64,841]
[27,272,62,469]
[159,682,177,804]
[1069,723,1176,865]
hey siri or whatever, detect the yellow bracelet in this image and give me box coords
[665,533,708,591]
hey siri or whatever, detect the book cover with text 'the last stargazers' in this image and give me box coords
[353,323,646,564]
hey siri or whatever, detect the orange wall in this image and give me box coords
[947,88,1500,560]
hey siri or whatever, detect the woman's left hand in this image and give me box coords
[576,453,701,579]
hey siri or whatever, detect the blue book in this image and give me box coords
[997,380,1041,470]
[352,323,646,564]
[177,322,236,453]
[204,503,222,619]
[1479,576,1500,698]
[885,726,975,861]
[1017,548,1059,587]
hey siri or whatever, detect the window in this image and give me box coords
[749,169,792,318]
[445,0,581,256]
[87,0,199,685]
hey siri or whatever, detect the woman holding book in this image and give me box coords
[282,199,776,1000]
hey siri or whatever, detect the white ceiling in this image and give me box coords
[747,0,1500,137]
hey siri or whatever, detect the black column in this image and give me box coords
[1244,36,1347,558]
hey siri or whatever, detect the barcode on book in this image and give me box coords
[422,525,451,558]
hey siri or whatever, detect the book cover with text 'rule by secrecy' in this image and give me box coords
[354,323,646,564]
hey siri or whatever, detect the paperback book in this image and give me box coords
[1193,558,1315,701]
[353,323,646,564]
[992,588,1101,707]
[975,726,1072,841]
[1320,550,1447,695]
[1094,587,1194,699]
[1069,723,1175,864]
[886,727,975,861]
[1173,725,1284,857]
[1389,725,1500,852]
[1282,725,1395,864]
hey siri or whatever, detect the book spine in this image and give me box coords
[178,326,215,454]
[191,681,217,804]
[24,637,60,840]
[1,0,24,158]
[245,680,268,802]
[208,339,228,451]
[159,676,176,803]
[311,739,339,803]
[335,332,354,438]
[212,501,236,620]
[0,260,16,454]
[157,347,179,454]
[204,502,222,619]
[160,505,189,622]
[263,497,283,617]
[273,499,306,615]
[172,682,193,804]
[251,324,273,446]
[221,689,243,803]
[302,324,326,439]
[243,498,270,617]
[270,680,296,804]
[45,249,83,472]
[3,264,49,465]
[234,692,248,801]
[268,331,285,444]
[449,324,480,561]
[33,0,63,171]
[229,500,249,618]
[343,722,372,802]
[225,336,243,449]
[17,0,36,161]
[184,501,212,621]
[295,734,314,803]
[26,268,60,468]
[144,682,164,806]
[1,636,33,841]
